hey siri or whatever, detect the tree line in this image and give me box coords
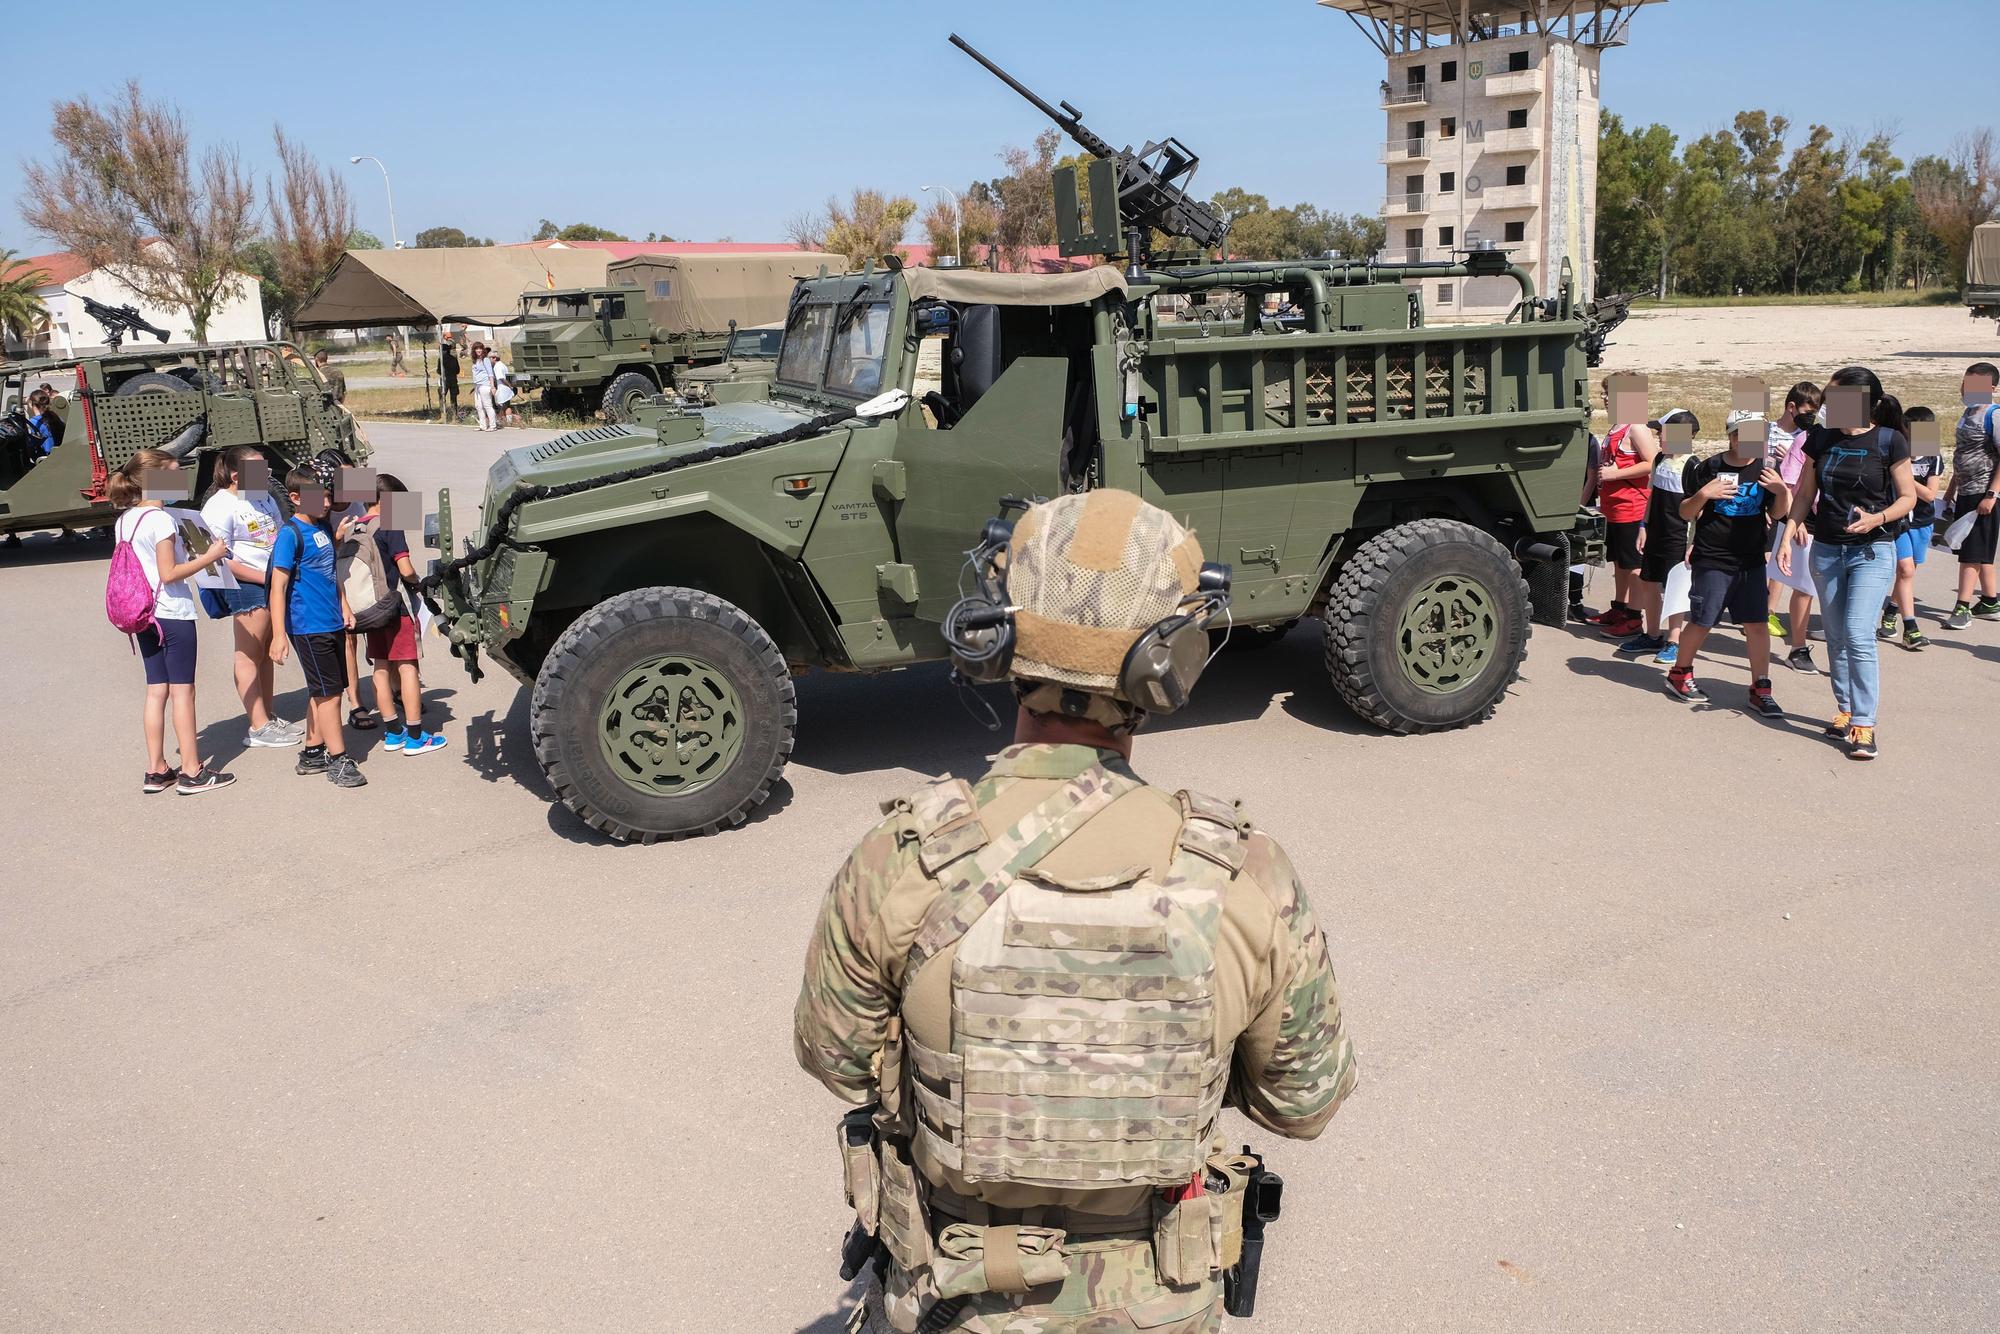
[1598,112,1998,298]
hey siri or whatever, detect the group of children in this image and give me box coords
[1576,361,2000,760]
[110,446,446,794]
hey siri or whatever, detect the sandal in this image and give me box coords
[348,708,380,730]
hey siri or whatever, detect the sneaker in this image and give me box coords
[276,716,307,737]
[176,767,236,796]
[1786,646,1820,674]
[1901,625,1929,652]
[1747,680,1784,718]
[327,754,368,788]
[1945,605,1973,631]
[1975,598,2000,621]
[1807,625,1825,642]
[1652,642,1679,666]
[380,730,407,752]
[295,746,331,775]
[1582,604,1629,626]
[1824,711,1853,738]
[1615,632,1666,656]
[403,732,450,757]
[142,769,174,794]
[1662,670,1707,704]
[1766,613,1786,638]
[1877,609,1898,641]
[244,720,301,748]
[1847,726,1878,760]
[348,708,380,731]
[1598,613,1643,640]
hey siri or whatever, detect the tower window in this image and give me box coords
[1507,50,1530,72]
[1437,283,1454,305]
[1439,226,1455,246]
[1439,172,1456,193]
[1441,61,1458,83]
[1507,108,1529,129]
[1505,164,1527,186]
[1440,117,1457,139]
[1405,227,1423,248]
[1504,221,1526,243]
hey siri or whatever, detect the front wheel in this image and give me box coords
[1324,519,1530,733]
[600,372,658,423]
[529,586,797,842]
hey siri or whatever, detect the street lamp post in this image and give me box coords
[921,184,962,267]
[349,155,401,249]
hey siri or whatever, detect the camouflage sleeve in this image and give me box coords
[1229,832,1357,1140]
[793,819,918,1106]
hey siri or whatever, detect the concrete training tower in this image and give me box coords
[1318,1,1665,318]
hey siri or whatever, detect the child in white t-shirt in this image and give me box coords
[200,446,301,748]
[110,448,234,794]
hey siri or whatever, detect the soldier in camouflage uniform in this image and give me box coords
[795,489,1357,1333]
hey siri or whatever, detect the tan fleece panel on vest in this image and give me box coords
[1064,488,1145,572]
[1015,611,1142,678]
[894,774,1285,1216]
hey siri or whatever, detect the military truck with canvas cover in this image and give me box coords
[0,341,368,540]
[508,252,845,421]
[1968,222,2000,330]
[427,252,1604,842]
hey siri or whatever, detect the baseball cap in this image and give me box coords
[1725,407,1761,433]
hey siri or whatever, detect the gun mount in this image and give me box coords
[950,33,1228,267]
[80,295,171,349]
[1579,286,1653,368]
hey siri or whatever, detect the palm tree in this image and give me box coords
[0,249,52,361]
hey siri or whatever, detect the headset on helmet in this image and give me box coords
[942,499,1232,718]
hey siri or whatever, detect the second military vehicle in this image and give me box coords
[1967,222,2000,331]
[426,35,1612,843]
[2,305,369,541]
[508,252,844,422]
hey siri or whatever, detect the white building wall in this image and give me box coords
[36,258,265,355]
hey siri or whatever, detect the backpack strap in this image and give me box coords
[904,763,1139,982]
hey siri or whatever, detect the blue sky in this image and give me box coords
[1,0,1988,256]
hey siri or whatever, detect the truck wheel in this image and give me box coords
[600,372,657,423]
[530,586,797,843]
[1324,519,1529,733]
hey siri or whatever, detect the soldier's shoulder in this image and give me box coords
[1235,823,1315,923]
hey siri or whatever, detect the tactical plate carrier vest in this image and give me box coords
[887,762,1250,1193]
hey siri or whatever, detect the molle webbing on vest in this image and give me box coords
[905,780,1248,1192]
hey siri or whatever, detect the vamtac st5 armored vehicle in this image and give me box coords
[425,36,1613,843]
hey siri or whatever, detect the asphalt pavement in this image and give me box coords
[3,420,1995,1332]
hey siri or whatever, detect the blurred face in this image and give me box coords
[1964,371,1998,406]
[1823,384,1870,430]
[290,485,330,518]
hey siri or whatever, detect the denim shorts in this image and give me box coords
[219,581,269,613]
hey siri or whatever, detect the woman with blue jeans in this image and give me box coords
[1779,366,1915,760]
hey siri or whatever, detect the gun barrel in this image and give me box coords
[949,34,1116,160]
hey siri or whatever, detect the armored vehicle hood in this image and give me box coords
[481,396,825,496]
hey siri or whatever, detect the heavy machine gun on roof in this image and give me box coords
[80,295,171,349]
[949,33,1229,268]
[1579,286,1653,368]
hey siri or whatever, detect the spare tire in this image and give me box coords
[167,366,220,392]
[601,371,658,423]
[113,372,198,397]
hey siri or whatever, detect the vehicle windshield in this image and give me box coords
[826,302,891,397]
[775,305,833,388]
[521,294,595,321]
[727,328,784,359]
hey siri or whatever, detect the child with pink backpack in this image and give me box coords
[107,448,235,794]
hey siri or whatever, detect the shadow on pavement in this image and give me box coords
[0,531,111,566]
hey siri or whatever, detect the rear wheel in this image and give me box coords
[600,372,658,423]
[1324,519,1530,733]
[530,586,796,842]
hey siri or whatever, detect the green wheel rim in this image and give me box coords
[1395,573,1498,694]
[598,654,747,797]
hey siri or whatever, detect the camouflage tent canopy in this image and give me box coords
[292,247,612,329]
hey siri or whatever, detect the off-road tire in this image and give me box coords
[1524,532,1572,627]
[530,586,796,843]
[600,372,658,423]
[113,371,198,397]
[1324,518,1530,734]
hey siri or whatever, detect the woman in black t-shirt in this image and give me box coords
[1777,366,1915,759]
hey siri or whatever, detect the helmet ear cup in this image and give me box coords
[944,598,1016,684]
[1118,615,1209,715]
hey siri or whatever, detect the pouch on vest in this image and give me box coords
[1152,1186,1215,1287]
[1205,1150,1257,1275]
[839,1106,879,1235]
[875,1136,932,1273]
[930,1222,1069,1300]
